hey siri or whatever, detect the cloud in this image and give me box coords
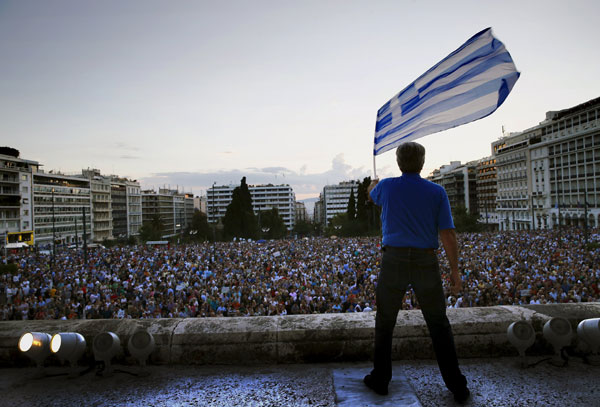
[139,153,372,198]
[119,155,140,160]
[115,142,140,151]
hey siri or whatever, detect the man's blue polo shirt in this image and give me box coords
[370,173,454,249]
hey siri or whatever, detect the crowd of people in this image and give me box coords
[1,229,599,321]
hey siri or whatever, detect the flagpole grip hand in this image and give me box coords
[368,179,379,202]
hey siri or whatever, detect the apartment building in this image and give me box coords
[142,188,193,238]
[428,161,478,214]
[81,169,113,242]
[0,152,38,248]
[317,181,359,226]
[295,201,308,223]
[527,97,600,229]
[126,179,142,236]
[476,156,499,228]
[109,176,142,238]
[32,171,92,247]
[206,183,297,230]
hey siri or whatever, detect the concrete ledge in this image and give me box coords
[1,304,599,366]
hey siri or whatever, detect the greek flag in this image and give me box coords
[374,27,520,156]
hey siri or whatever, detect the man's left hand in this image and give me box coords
[450,272,462,296]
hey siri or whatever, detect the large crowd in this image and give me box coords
[1,229,599,321]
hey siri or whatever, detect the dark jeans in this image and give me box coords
[372,246,467,393]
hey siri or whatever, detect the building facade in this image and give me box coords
[529,97,600,229]
[81,169,113,242]
[32,171,92,247]
[493,132,530,231]
[142,188,193,238]
[295,201,308,223]
[428,161,478,214]
[317,181,359,226]
[0,153,38,248]
[206,183,297,230]
[251,184,296,230]
[126,180,142,237]
[476,156,499,229]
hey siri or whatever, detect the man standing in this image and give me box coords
[364,142,470,403]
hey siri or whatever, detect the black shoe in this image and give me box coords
[453,387,470,404]
[363,374,388,395]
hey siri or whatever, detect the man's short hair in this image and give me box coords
[396,142,425,173]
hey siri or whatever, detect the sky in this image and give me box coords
[1,0,599,203]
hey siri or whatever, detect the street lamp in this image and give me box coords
[261,227,270,238]
[51,188,56,269]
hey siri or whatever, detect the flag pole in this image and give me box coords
[373,154,377,179]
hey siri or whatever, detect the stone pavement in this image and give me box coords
[1,356,599,407]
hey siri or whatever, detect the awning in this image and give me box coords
[5,242,29,249]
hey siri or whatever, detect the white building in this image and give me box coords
[126,179,142,236]
[82,169,113,242]
[206,183,297,230]
[527,97,600,229]
[318,181,359,226]
[251,184,295,230]
[492,97,600,230]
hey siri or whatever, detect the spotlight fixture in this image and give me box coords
[128,330,155,376]
[18,332,52,377]
[577,318,600,365]
[507,321,536,367]
[93,332,121,376]
[127,330,155,367]
[50,333,87,377]
[543,317,572,366]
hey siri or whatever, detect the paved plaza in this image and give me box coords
[2,357,599,406]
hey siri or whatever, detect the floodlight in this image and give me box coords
[507,321,535,367]
[51,333,86,376]
[543,317,572,366]
[93,332,121,376]
[577,318,600,365]
[18,332,52,377]
[128,330,155,376]
[127,330,155,367]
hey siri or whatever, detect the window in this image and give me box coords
[21,174,28,181]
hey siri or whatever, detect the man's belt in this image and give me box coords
[383,246,436,255]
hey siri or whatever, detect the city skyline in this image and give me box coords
[2,0,599,200]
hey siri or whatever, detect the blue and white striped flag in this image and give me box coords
[374,27,519,156]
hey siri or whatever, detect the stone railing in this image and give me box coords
[1,303,599,366]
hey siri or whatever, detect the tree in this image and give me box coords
[293,219,316,237]
[260,207,287,239]
[452,206,481,233]
[347,188,356,220]
[223,177,259,240]
[188,210,211,241]
[139,214,164,242]
[356,176,380,235]
[0,147,19,158]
